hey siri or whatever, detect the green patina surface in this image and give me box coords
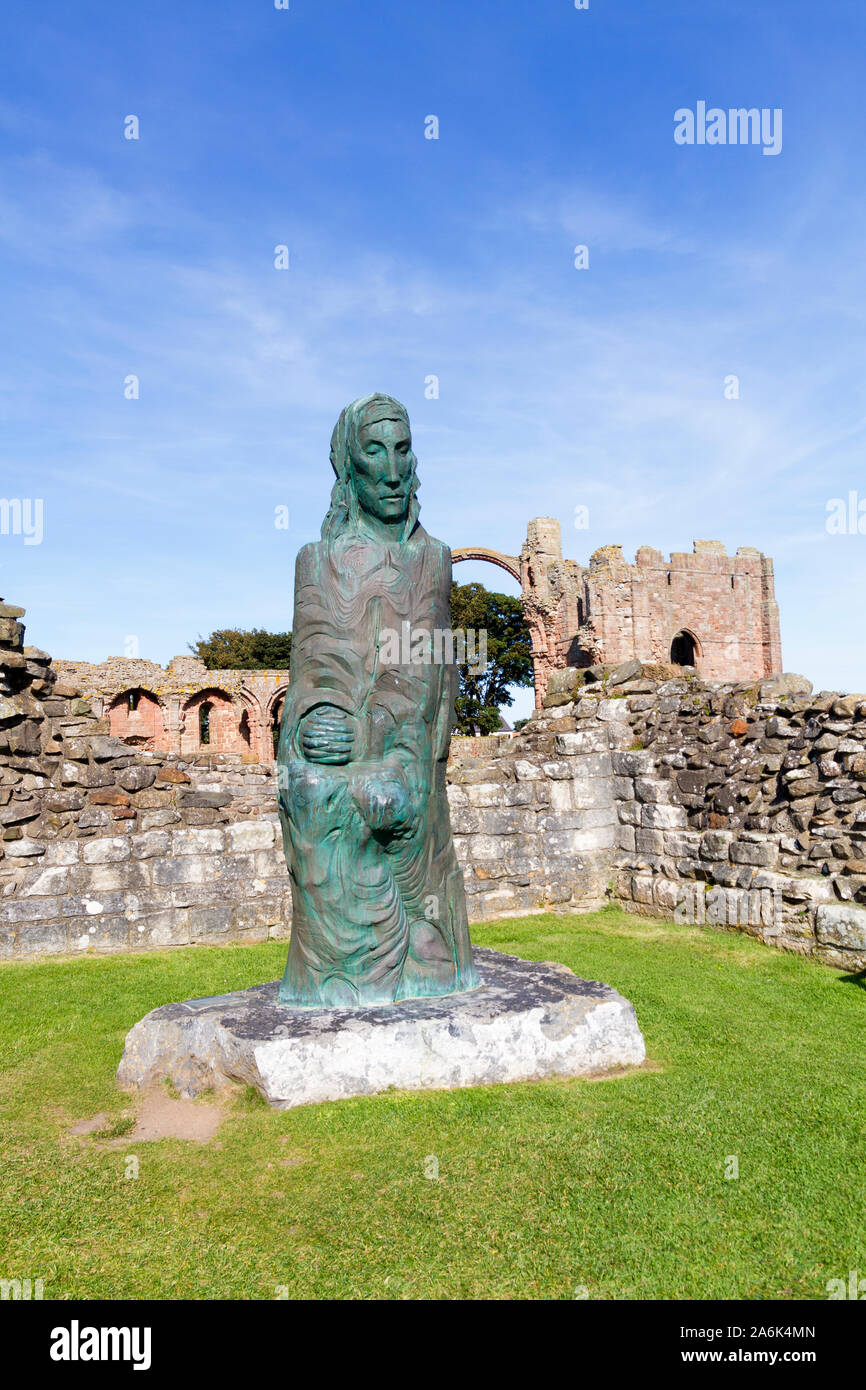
[276,396,476,1006]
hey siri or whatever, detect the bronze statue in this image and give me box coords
[276,394,477,1006]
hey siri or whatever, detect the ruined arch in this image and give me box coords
[265,685,290,761]
[107,688,166,750]
[451,547,521,584]
[180,687,237,756]
[671,629,702,667]
[235,688,261,759]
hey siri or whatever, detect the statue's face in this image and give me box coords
[352,417,414,524]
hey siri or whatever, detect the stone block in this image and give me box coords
[130,830,171,859]
[730,841,778,868]
[82,837,131,864]
[611,750,657,776]
[654,878,681,911]
[61,892,126,918]
[129,910,190,948]
[4,838,46,857]
[572,779,614,810]
[465,783,508,808]
[548,781,573,812]
[815,904,866,951]
[502,784,534,807]
[700,829,733,860]
[190,905,237,938]
[225,821,275,852]
[69,862,150,893]
[171,827,225,856]
[16,921,68,955]
[71,915,131,951]
[641,804,686,829]
[514,760,544,782]
[631,875,655,904]
[21,866,69,897]
[554,730,608,756]
[635,829,665,854]
[0,896,62,924]
[153,857,207,887]
[596,699,630,722]
[634,778,672,804]
[89,736,136,761]
[449,808,482,835]
[541,760,577,780]
[116,947,647,1109]
[617,825,636,852]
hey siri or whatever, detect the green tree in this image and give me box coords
[190,581,533,732]
[189,628,293,670]
[449,581,533,735]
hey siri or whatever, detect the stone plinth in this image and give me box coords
[116,947,646,1109]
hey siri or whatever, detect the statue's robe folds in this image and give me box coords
[277,526,477,1006]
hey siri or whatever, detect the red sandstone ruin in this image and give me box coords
[454,518,782,708]
[54,654,288,762]
[59,519,782,736]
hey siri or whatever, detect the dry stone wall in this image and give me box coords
[530,661,866,973]
[4,595,866,974]
[0,605,290,957]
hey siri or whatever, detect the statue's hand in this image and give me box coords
[354,773,412,835]
[299,706,354,765]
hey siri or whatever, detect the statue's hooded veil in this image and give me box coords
[322,393,420,544]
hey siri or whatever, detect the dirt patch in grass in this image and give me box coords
[70,1091,226,1145]
[69,1112,111,1137]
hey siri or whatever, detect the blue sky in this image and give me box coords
[2,0,865,723]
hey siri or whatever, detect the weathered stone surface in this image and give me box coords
[815,904,866,951]
[547,667,584,698]
[758,673,813,701]
[116,947,646,1109]
[118,766,156,793]
[89,736,135,762]
[4,838,46,857]
[608,658,642,687]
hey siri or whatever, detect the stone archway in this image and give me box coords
[108,689,167,751]
[452,545,546,707]
[180,688,237,757]
[671,629,702,667]
[265,686,289,762]
[451,547,521,584]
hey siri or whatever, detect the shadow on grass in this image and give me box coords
[837,970,866,990]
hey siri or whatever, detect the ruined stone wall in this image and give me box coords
[517,519,781,706]
[54,656,289,764]
[0,601,614,959]
[533,663,866,973]
[4,594,865,974]
[580,540,781,681]
[1,608,290,956]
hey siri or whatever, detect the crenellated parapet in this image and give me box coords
[455,523,783,707]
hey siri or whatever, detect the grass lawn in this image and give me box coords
[1,907,863,1301]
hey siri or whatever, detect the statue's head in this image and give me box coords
[323,394,420,542]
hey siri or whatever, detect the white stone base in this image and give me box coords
[116,947,646,1109]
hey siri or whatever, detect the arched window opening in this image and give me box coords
[199,702,212,746]
[671,631,697,666]
[272,697,285,757]
[128,690,140,712]
[239,709,251,747]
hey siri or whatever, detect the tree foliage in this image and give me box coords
[189,628,293,671]
[189,580,533,734]
[449,581,533,735]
